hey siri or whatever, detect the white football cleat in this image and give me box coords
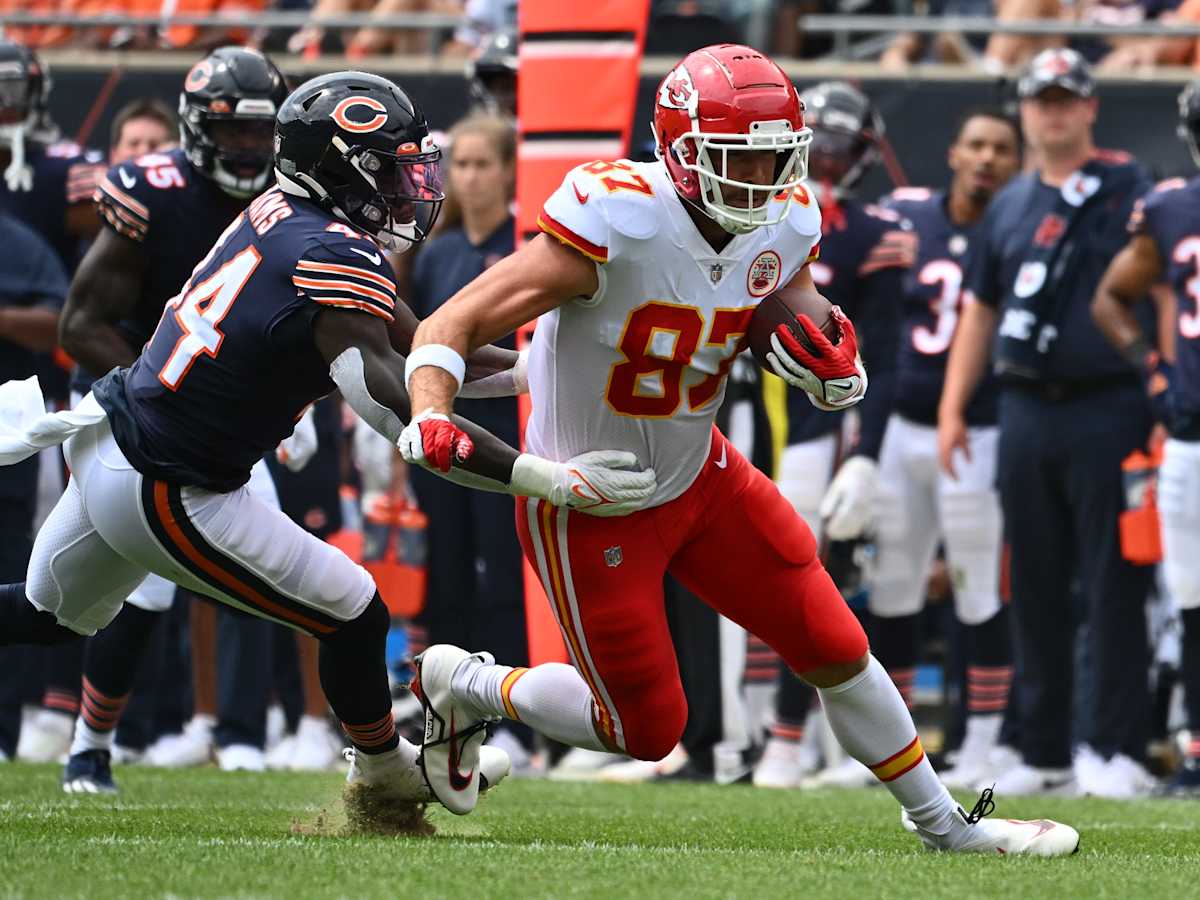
[753,737,820,789]
[985,763,1076,796]
[217,744,266,772]
[344,738,510,804]
[16,709,73,763]
[144,715,215,768]
[411,645,496,815]
[903,788,1080,857]
[805,757,875,789]
[547,747,626,782]
[1089,753,1157,799]
[289,716,340,772]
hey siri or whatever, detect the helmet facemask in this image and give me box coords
[325,135,445,252]
[182,97,278,199]
[1179,83,1200,170]
[666,120,810,235]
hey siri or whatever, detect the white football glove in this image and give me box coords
[819,455,878,541]
[511,450,657,517]
[275,406,318,472]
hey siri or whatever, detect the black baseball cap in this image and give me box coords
[1017,48,1094,100]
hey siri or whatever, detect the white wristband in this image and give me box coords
[509,453,558,502]
[404,344,466,394]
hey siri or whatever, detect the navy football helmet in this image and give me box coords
[179,46,288,198]
[275,71,444,252]
[799,81,882,197]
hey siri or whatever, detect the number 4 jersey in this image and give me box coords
[530,159,821,506]
[93,186,399,492]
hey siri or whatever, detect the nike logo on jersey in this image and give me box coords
[714,444,728,469]
[573,182,589,205]
[118,168,136,190]
[447,710,475,791]
[349,246,382,266]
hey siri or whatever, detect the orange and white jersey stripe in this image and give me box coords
[292,257,397,322]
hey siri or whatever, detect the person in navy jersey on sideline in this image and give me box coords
[0,212,69,761]
[940,48,1157,799]
[1091,80,1200,797]
[406,114,534,767]
[875,108,1022,791]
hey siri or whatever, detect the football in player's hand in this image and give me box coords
[747,287,838,370]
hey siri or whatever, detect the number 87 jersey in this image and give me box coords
[528,158,821,507]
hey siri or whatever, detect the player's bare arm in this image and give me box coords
[387,299,525,396]
[407,233,598,416]
[937,295,997,478]
[1092,233,1164,359]
[314,305,517,483]
[59,227,147,374]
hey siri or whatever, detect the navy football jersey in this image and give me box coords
[882,187,998,426]
[94,187,399,492]
[0,139,103,271]
[784,198,912,456]
[967,152,1153,382]
[1130,176,1200,424]
[73,148,245,392]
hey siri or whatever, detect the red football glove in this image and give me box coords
[398,410,475,473]
[765,306,867,410]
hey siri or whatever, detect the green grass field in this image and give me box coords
[1,763,1197,899]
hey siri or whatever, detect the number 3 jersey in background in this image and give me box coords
[531,158,820,508]
[93,186,399,493]
[74,147,245,393]
[882,187,999,426]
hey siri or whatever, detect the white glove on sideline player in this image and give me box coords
[511,451,657,516]
[819,455,878,540]
[275,406,318,472]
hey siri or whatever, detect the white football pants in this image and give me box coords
[870,414,1003,625]
[26,418,374,636]
[1158,437,1200,611]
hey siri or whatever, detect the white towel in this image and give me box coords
[0,377,106,465]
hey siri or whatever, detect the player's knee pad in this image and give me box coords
[869,491,927,619]
[322,592,389,646]
[619,690,687,761]
[1164,557,1200,611]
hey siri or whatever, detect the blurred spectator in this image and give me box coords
[447,0,515,55]
[108,98,176,165]
[290,0,466,58]
[940,49,1157,797]
[1070,0,1184,67]
[1095,0,1197,70]
[0,213,69,761]
[646,1,741,56]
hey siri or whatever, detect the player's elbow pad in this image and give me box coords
[329,347,404,444]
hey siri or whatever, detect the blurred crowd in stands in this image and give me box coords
[1,0,1199,74]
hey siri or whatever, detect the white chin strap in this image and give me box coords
[275,166,411,253]
[0,124,32,192]
[214,161,270,199]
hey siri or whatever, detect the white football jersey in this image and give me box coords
[528,159,821,507]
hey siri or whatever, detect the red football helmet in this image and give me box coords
[652,44,810,234]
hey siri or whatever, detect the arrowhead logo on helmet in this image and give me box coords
[658,65,698,116]
[331,96,389,134]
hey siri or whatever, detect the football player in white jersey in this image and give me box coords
[400,44,1077,855]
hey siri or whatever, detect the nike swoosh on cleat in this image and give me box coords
[349,246,383,266]
[573,182,589,204]
[447,710,475,791]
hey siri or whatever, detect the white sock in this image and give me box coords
[453,660,607,752]
[817,655,959,835]
[69,718,113,756]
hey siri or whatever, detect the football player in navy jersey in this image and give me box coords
[755,81,914,790]
[55,46,292,793]
[0,70,655,811]
[1092,81,1200,796]
[874,108,1022,790]
[0,41,104,271]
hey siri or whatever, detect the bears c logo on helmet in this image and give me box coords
[331,96,389,134]
[185,60,213,92]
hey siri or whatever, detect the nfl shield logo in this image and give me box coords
[604,546,623,568]
[710,263,723,284]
